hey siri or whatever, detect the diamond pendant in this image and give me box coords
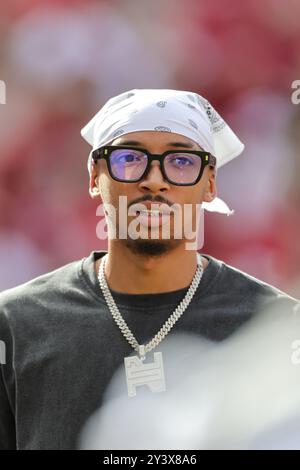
[124,350,166,397]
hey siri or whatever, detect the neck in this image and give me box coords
[95,241,207,294]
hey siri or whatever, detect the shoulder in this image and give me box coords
[203,253,299,313]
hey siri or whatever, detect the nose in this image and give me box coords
[138,161,170,193]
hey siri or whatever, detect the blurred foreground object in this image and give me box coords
[80,301,300,450]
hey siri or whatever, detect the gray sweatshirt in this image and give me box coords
[0,250,298,449]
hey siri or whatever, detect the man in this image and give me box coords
[0,89,299,450]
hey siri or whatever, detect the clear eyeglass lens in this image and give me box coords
[110,149,148,180]
[164,153,202,184]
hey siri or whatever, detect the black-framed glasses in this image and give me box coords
[91,145,216,186]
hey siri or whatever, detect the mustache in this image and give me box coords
[128,194,173,209]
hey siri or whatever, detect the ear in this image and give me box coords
[202,166,217,203]
[89,161,101,199]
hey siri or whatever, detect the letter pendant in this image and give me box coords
[124,351,166,397]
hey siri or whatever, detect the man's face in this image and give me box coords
[89,131,217,256]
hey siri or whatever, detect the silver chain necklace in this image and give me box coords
[97,253,204,397]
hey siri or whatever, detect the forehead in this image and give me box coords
[110,130,201,149]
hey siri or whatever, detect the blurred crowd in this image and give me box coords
[0,0,299,297]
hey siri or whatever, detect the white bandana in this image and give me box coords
[81,89,244,215]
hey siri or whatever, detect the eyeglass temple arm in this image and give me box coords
[208,154,217,167]
[91,147,106,162]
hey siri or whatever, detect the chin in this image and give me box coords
[124,238,180,257]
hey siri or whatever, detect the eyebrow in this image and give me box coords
[114,140,197,149]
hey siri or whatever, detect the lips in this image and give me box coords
[138,209,162,216]
[135,209,170,228]
[129,201,171,215]
[127,202,172,229]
